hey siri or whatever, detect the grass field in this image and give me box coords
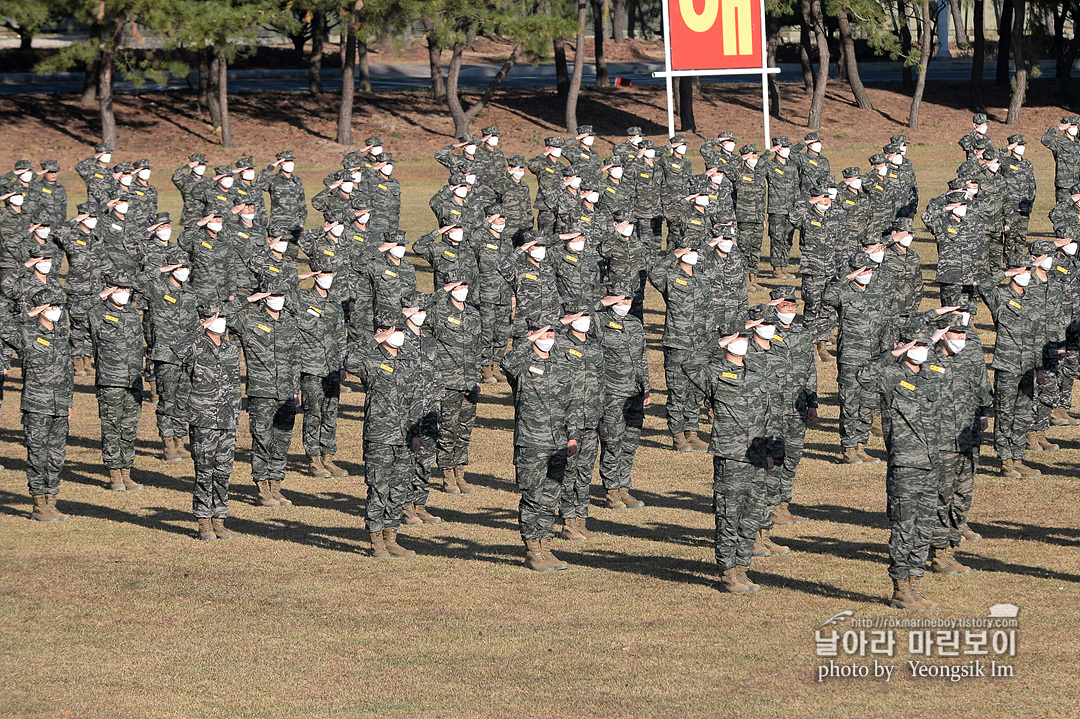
[2,125,1079,718]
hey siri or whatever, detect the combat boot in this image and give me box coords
[493,364,507,381]
[908,576,937,610]
[1013,460,1041,477]
[620,487,645,508]
[672,431,693,453]
[745,273,763,291]
[174,437,191,459]
[1025,431,1041,452]
[772,501,802,525]
[269,480,292,506]
[523,539,557,572]
[948,546,971,573]
[441,467,460,494]
[145,379,158,403]
[44,494,69,521]
[559,517,586,541]
[402,504,423,526]
[370,531,390,558]
[753,529,772,557]
[454,466,477,493]
[968,323,987,336]
[308,455,331,478]
[211,518,237,540]
[73,356,88,377]
[1050,407,1076,426]
[161,436,182,462]
[30,495,54,522]
[605,489,627,509]
[256,481,280,507]
[481,365,498,384]
[777,265,796,280]
[735,565,761,592]
[414,505,442,524]
[960,524,982,542]
[870,413,883,437]
[1035,431,1059,451]
[539,537,568,570]
[717,567,751,594]
[814,341,833,362]
[107,468,125,491]
[685,431,709,450]
[856,444,881,464]
[889,578,922,610]
[121,468,143,491]
[196,518,217,541]
[1000,459,1021,478]
[762,529,790,555]
[842,446,864,465]
[929,546,960,575]
[383,527,416,557]
[576,516,595,540]
[322,455,348,476]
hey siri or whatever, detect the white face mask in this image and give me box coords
[610,167,624,179]
[242,170,255,181]
[19,171,33,183]
[206,221,223,233]
[341,181,354,194]
[315,274,334,289]
[44,308,63,323]
[272,240,288,253]
[868,250,885,263]
[777,147,790,158]
[987,161,1000,173]
[138,169,151,181]
[675,145,687,156]
[453,186,469,199]
[240,212,255,223]
[534,337,555,353]
[112,289,131,305]
[976,124,988,134]
[630,137,642,146]
[946,337,967,354]
[157,227,172,241]
[716,239,733,253]
[569,177,582,189]
[827,188,837,199]
[220,176,234,189]
[585,191,600,204]
[356,212,371,224]
[119,175,132,186]
[99,153,112,164]
[115,202,129,215]
[529,246,547,262]
[9,194,23,207]
[810,142,822,153]
[754,324,775,340]
[710,173,723,186]
[351,171,364,183]
[193,165,206,176]
[208,317,227,335]
[854,272,872,285]
[959,312,971,326]
[549,148,562,158]
[329,224,344,237]
[815,202,829,213]
[695,195,710,207]
[36,261,52,274]
[571,316,591,333]
[965,187,978,197]
[776,311,796,325]
[618,225,634,237]
[876,166,887,176]
[906,345,929,365]
[35,227,51,239]
[83,216,98,229]
[386,330,405,348]
[282,161,295,173]
[464,144,477,156]
[172,267,190,282]
[568,239,585,253]
[370,146,383,156]
[410,311,427,327]
[511,170,525,181]
[487,136,499,147]
[847,178,862,190]
[389,245,406,259]
[1038,256,1053,270]
[682,251,698,266]
[643,149,656,159]
[582,136,594,147]
[612,303,630,317]
[1013,271,1031,287]
[890,155,903,166]
[1013,145,1025,156]
[722,141,735,153]
[265,295,285,311]
[953,205,968,218]
[1069,126,1079,137]
[490,221,505,233]
[381,164,394,177]
[727,338,749,356]
[897,234,913,248]
[465,174,477,187]
[745,157,758,168]
[1064,242,1078,256]
[448,228,464,243]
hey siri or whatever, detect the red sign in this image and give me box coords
[668,0,763,72]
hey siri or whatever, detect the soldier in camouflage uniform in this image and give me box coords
[96,196,143,279]
[789,185,844,360]
[1001,134,1037,260]
[226,275,301,508]
[0,288,74,521]
[528,137,567,234]
[345,314,423,559]
[666,179,713,250]
[74,143,115,204]
[361,152,401,236]
[554,229,603,307]
[932,192,983,316]
[882,217,923,323]
[732,145,768,290]
[194,166,241,220]
[958,113,994,160]
[0,159,35,205]
[791,132,830,196]
[30,160,66,226]
[500,319,576,572]
[171,306,242,541]
[761,136,800,280]
[611,126,644,165]
[353,232,417,334]
[866,153,897,237]
[311,177,356,223]
[883,142,918,219]
[178,211,234,305]
[597,157,635,217]
[430,173,482,230]
[1042,116,1080,203]
[56,202,108,376]
[261,150,307,243]
[697,226,749,333]
[569,174,612,248]
[836,166,871,257]
[658,134,693,229]
[475,126,507,187]
[469,204,514,383]
[1046,238,1080,427]
[551,165,584,233]
[89,271,145,491]
[856,320,946,611]
[398,292,443,525]
[495,156,534,243]
[630,140,665,255]
[498,234,561,337]
[600,209,648,320]
[172,153,210,229]
[413,222,480,289]
[2,242,65,320]
[700,130,739,184]
[684,319,785,594]
[1025,240,1066,453]
[566,125,602,176]
[126,158,158,230]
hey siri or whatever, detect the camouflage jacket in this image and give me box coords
[296,285,347,376]
[430,290,483,391]
[469,227,514,305]
[761,153,799,216]
[790,203,846,276]
[933,340,992,453]
[497,251,562,327]
[74,157,115,204]
[978,271,1043,374]
[413,230,481,289]
[261,169,307,230]
[933,213,985,286]
[554,245,604,307]
[856,353,944,470]
[55,223,109,297]
[0,314,73,415]
[698,243,748,333]
[353,252,417,334]
[28,179,67,226]
[559,326,605,432]
[178,225,234,305]
[500,339,573,449]
[345,338,422,446]
[225,299,301,400]
[733,161,769,223]
[822,278,893,365]
[142,273,200,363]
[1000,153,1037,215]
[88,298,144,389]
[773,320,818,417]
[882,242,923,318]
[171,330,242,430]
[1041,128,1080,189]
[648,253,712,350]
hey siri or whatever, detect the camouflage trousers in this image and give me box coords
[664,347,705,435]
[478,302,512,368]
[598,393,644,490]
[23,411,67,496]
[712,456,766,571]
[933,450,976,549]
[247,396,295,483]
[1003,212,1030,259]
[362,441,411,532]
[437,386,478,470]
[154,361,188,438]
[514,445,567,541]
[190,425,236,519]
[767,213,796,268]
[636,216,664,256]
[301,372,340,457]
[536,207,556,234]
[67,294,97,358]
[96,386,142,469]
[837,362,873,448]
[560,428,599,519]
[993,369,1035,461]
[408,418,438,507]
[801,273,833,342]
[737,221,765,274]
[885,464,939,580]
[777,413,808,505]
[1053,326,1080,409]
[1033,350,1063,432]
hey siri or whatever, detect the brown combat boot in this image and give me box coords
[196,518,217,541]
[948,546,972,573]
[523,539,557,572]
[559,517,586,541]
[454,466,477,493]
[1025,431,1041,452]
[402,504,423,525]
[842,446,864,465]
[30,495,53,521]
[620,487,645,508]
[370,531,390,558]
[44,494,69,521]
[1036,431,1059,451]
[308,455,331,478]
[121,468,143,491]
[256,481,280,507]
[753,529,772,557]
[539,537,568,570]
[772,501,802,525]
[960,524,983,542]
[1013,460,1041,477]
[162,436,182,462]
[870,413,883,437]
[717,567,751,594]
[322,455,348,477]
[481,365,498,384]
[929,546,960,574]
[73,356,88,377]
[908,575,937,610]
[145,379,158,403]
[605,489,627,509]
[685,431,709,450]
[736,565,761,592]
[576,516,595,540]
[1050,407,1077,426]
[762,529,790,555]
[211,517,238,540]
[889,578,922,610]
[968,323,987,336]
[815,341,833,362]
[441,467,460,494]
[269,480,292,506]
[414,505,442,524]
[175,436,192,459]
[383,527,416,557]
[672,431,693,453]
[857,444,881,464]
[1000,459,1021,478]
[745,273,764,291]
[107,468,125,491]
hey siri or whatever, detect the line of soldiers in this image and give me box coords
[0,115,1076,607]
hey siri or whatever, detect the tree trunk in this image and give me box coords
[766,14,782,117]
[837,10,872,109]
[81,54,98,106]
[206,52,222,128]
[308,10,325,96]
[337,17,356,145]
[1006,0,1026,124]
[678,76,696,131]
[446,40,523,137]
[197,47,211,112]
[1056,5,1074,102]
[799,0,815,91]
[908,0,933,128]
[19,32,32,51]
[806,0,830,129]
[612,0,626,42]
[970,0,985,108]
[950,0,967,44]
[357,39,371,92]
[899,0,913,90]
[566,1,588,132]
[593,0,609,87]
[423,17,446,101]
[996,0,1012,86]
[216,49,234,148]
[98,20,121,149]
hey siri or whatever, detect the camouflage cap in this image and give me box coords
[972,112,988,125]
[276,149,296,161]
[972,136,991,150]
[981,147,999,161]
[544,136,565,148]
[365,136,383,147]
[849,251,875,270]
[898,319,933,344]
[610,207,635,223]
[562,297,593,316]
[605,281,635,299]
[189,152,207,163]
[804,131,822,142]
[716,318,751,336]
[575,125,593,135]
[400,290,429,310]
[562,165,579,178]
[579,172,602,190]
[861,234,885,248]
[164,245,190,267]
[485,202,505,217]
[235,157,255,170]
[378,152,393,164]
[883,142,902,154]
[324,209,352,225]
[869,153,887,165]
[739,144,758,156]
[890,134,909,144]
[350,193,373,211]
[842,166,861,178]
[947,177,967,190]
[771,136,792,147]
[14,159,32,171]
[30,209,53,225]
[671,134,687,144]
[28,243,57,260]
[213,164,234,177]
[747,303,778,324]
[40,159,60,172]
[76,201,97,216]
[716,130,736,141]
[152,211,171,226]
[1007,134,1026,145]
[307,252,339,274]
[1005,252,1033,270]
[1064,115,1080,125]
[639,139,656,150]
[506,155,526,168]
[625,126,643,136]
[94,142,113,154]
[769,286,798,301]
[937,313,969,333]
[259,274,291,295]
[1029,239,1056,256]
[526,315,558,333]
[891,217,914,233]
[133,158,151,170]
[374,310,403,330]
[104,269,135,288]
[197,304,226,319]
[386,230,407,245]
[448,172,469,186]
[605,155,624,167]
[31,287,66,309]
[457,134,477,145]
[266,222,291,238]
[945,190,968,204]
[343,151,364,168]
[113,162,134,174]
[481,126,500,137]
